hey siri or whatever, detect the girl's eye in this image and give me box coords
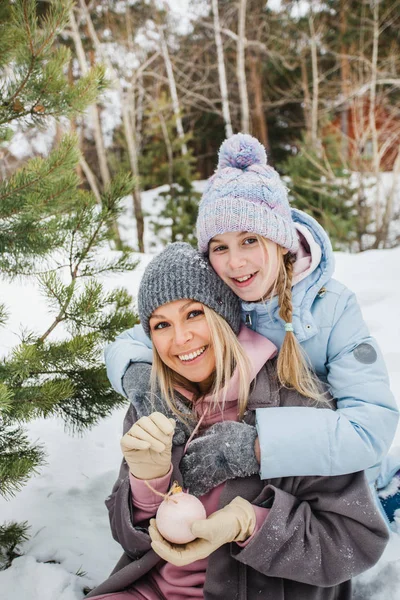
[153,321,169,331]
[211,244,227,253]
[188,309,204,319]
[243,237,257,245]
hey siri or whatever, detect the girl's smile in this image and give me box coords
[230,271,258,288]
[209,232,284,302]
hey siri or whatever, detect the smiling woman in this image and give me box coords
[150,300,215,389]
[137,244,251,421]
[86,241,388,600]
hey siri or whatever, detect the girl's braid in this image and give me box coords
[278,253,295,325]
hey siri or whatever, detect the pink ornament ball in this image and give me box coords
[156,491,207,544]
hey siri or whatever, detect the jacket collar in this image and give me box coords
[246,359,281,411]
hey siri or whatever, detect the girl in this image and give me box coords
[104,134,399,523]
[87,242,388,600]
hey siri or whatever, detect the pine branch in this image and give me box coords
[0,521,30,570]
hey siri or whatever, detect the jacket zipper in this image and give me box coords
[244,311,256,331]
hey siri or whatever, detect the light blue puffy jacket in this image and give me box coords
[104,209,398,489]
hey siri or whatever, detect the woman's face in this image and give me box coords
[149,299,216,392]
[209,232,285,302]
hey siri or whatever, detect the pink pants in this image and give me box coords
[88,579,162,600]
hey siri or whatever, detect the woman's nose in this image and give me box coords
[173,325,193,346]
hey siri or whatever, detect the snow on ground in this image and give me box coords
[1,187,400,599]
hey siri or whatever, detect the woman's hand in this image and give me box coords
[120,412,176,480]
[149,497,256,566]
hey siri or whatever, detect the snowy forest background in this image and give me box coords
[1,0,400,598]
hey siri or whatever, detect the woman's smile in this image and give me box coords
[150,299,216,387]
[177,345,208,363]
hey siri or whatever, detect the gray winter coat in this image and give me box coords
[86,360,388,600]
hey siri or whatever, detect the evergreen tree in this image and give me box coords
[150,144,201,247]
[281,134,357,250]
[0,521,29,571]
[0,0,138,556]
[140,97,201,247]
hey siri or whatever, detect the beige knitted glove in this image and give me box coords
[149,496,256,566]
[120,412,176,480]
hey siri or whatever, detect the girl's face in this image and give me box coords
[150,299,216,392]
[209,232,284,302]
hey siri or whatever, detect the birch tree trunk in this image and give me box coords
[339,0,350,161]
[308,14,319,150]
[69,9,110,188]
[369,0,382,247]
[237,0,250,133]
[249,53,269,151]
[300,47,312,137]
[158,26,187,156]
[78,0,145,252]
[212,0,233,138]
[69,9,122,248]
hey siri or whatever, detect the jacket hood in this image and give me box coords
[291,208,334,283]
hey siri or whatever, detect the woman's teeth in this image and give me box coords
[178,346,206,362]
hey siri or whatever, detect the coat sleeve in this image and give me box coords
[233,471,389,587]
[256,288,398,479]
[104,324,153,396]
[104,404,153,560]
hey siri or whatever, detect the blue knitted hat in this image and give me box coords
[196,133,299,253]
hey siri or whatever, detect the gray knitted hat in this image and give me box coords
[138,242,241,337]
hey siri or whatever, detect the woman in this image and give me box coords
[87,242,388,600]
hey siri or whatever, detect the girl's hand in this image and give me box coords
[149,497,256,566]
[120,412,176,480]
[124,363,194,446]
[180,421,259,496]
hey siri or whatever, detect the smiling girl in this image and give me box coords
[104,134,399,525]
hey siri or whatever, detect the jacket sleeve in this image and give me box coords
[233,471,389,587]
[104,324,153,397]
[105,404,153,560]
[256,289,398,479]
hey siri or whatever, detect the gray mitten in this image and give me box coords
[180,421,259,497]
[123,362,194,445]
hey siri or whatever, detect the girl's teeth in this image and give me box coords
[236,274,252,282]
[179,346,206,362]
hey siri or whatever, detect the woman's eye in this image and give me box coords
[211,245,226,253]
[153,321,169,331]
[188,309,204,319]
[243,238,257,245]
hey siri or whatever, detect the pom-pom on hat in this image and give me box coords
[196,133,299,254]
[138,242,241,338]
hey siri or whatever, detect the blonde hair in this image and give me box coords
[150,305,251,425]
[257,236,325,403]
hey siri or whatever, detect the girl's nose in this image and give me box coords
[228,252,246,270]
